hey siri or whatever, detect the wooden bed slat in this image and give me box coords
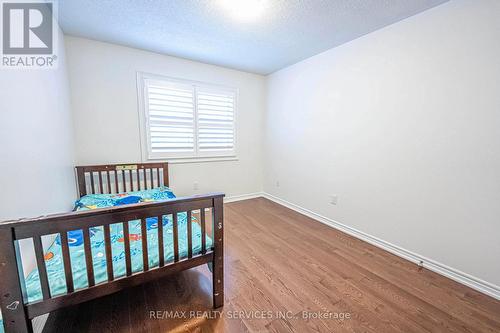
[106,171,111,194]
[90,172,95,194]
[33,236,51,299]
[76,168,87,197]
[129,170,134,192]
[158,215,164,267]
[142,168,145,190]
[114,171,119,194]
[187,211,193,259]
[201,209,206,255]
[141,218,149,271]
[103,225,114,282]
[82,228,95,287]
[173,213,179,262]
[163,167,169,187]
[98,172,103,194]
[123,222,132,276]
[60,231,74,293]
[138,169,142,191]
[121,170,126,192]
[150,168,154,189]
[156,168,160,188]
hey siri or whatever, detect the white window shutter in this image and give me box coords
[140,74,237,160]
[196,89,236,155]
[145,80,195,157]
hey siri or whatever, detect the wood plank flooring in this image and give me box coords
[42,198,500,332]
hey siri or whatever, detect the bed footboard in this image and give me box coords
[0,193,224,333]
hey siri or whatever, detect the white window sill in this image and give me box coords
[147,156,238,164]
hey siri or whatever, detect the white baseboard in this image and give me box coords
[258,192,500,300]
[224,192,264,203]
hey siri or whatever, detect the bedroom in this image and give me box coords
[0,0,499,332]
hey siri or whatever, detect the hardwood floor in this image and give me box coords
[42,198,500,332]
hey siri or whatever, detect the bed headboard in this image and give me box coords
[75,162,169,198]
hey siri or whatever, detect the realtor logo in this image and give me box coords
[1,0,57,68]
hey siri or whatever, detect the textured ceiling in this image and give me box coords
[59,0,448,75]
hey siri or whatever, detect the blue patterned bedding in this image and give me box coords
[0,187,212,332]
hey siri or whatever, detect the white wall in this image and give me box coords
[65,36,265,198]
[0,27,75,329]
[0,25,75,282]
[0,29,76,221]
[264,0,500,288]
[0,26,76,254]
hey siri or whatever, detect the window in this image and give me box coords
[138,73,237,161]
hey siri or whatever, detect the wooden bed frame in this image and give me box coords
[0,162,224,333]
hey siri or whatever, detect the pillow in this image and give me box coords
[74,194,116,210]
[74,186,176,210]
[133,186,176,201]
[115,196,142,206]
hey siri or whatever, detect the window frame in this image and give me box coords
[137,72,238,163]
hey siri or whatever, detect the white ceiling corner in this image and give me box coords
[59,0,449,75]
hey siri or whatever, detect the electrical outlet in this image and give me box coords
[329,195,338,205]
[193,182,199,190]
